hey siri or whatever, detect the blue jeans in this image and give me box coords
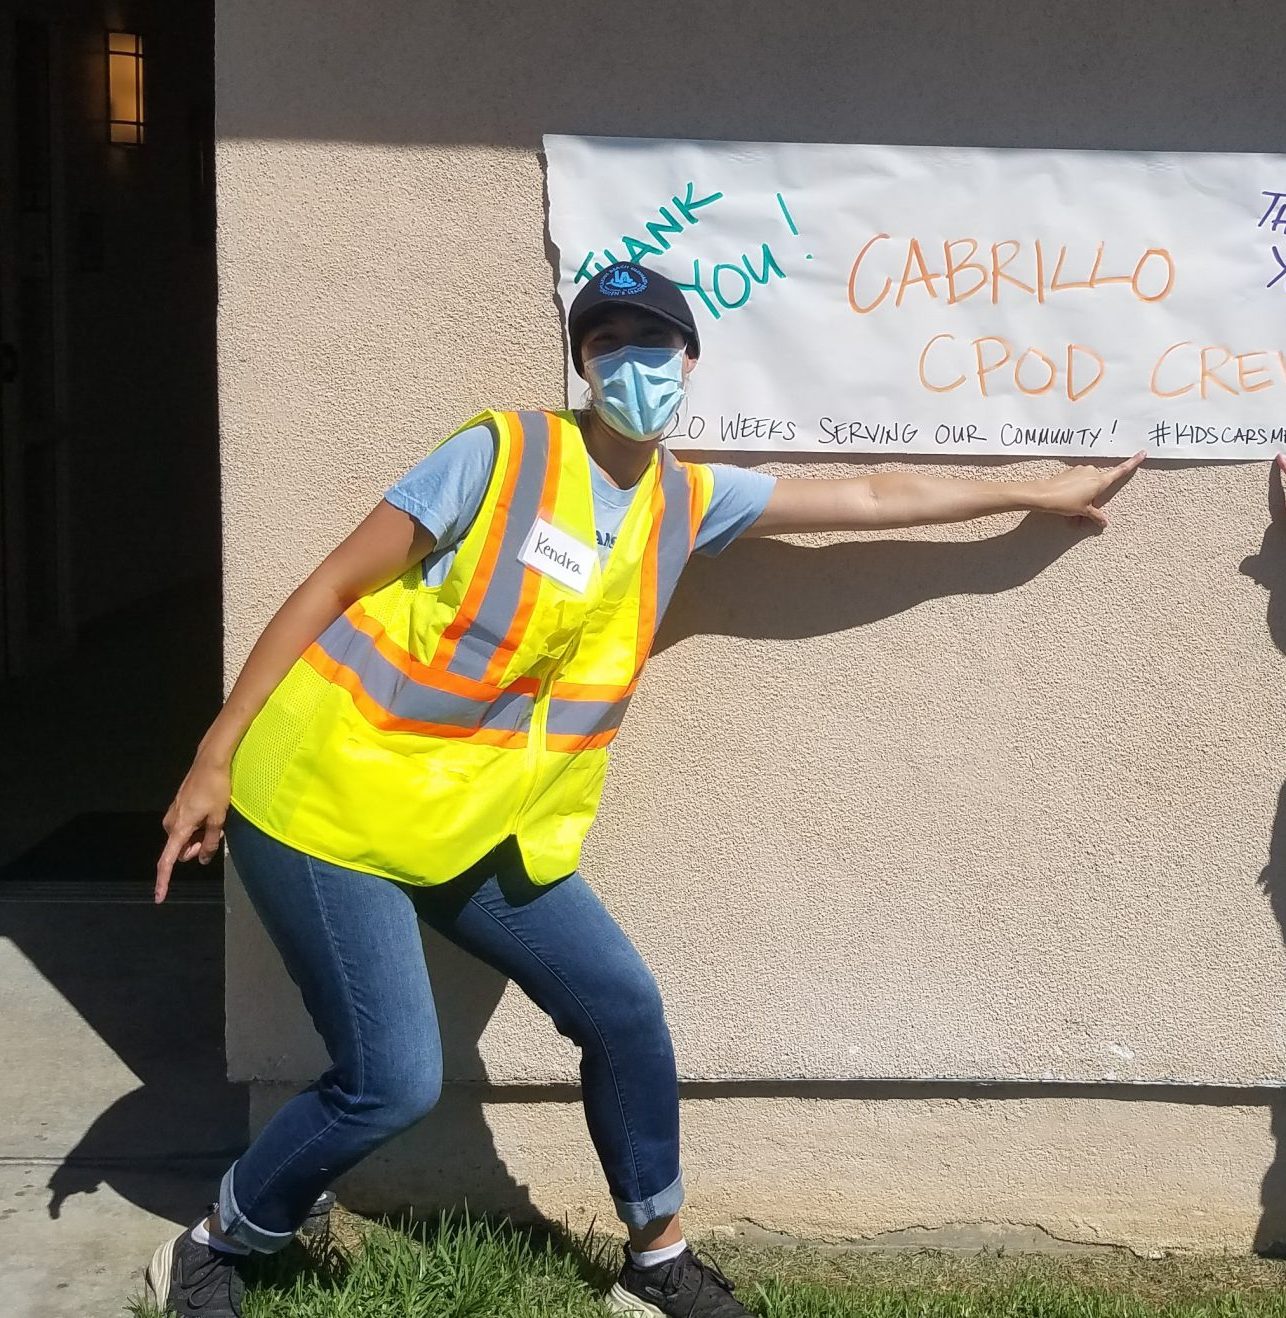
[217,809,683,1252]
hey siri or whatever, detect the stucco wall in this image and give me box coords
[217,0,1286,1247]
[245,1082,1286,1255]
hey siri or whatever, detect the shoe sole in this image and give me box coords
[145,1234,179,1311]
[604,1281,667,1316]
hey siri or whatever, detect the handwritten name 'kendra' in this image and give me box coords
[533,533,586,579]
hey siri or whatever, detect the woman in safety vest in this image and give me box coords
[146,262,1142,1318]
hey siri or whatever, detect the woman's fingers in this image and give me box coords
[156,810,217,900]
[155,828,188,904]
[1060,450,1143,525]
[198,821,224,865]
[1101,450,1146,493]
[155,765,231,901]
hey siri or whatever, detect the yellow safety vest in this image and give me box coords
[230,409,715,886]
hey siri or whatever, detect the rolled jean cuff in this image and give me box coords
[217,1163,297,1255]
[612,1170,685,1229]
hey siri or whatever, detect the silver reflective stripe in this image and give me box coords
[652,454,695,629]
[316,614,532,734]
[546,695,631,740]
[482,685,536,734]
[447,410,551,682]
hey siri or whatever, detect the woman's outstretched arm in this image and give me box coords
[748,452,1145,537]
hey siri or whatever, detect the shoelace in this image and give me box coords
[660,1250,742,1317]
[689,1252,734,1292]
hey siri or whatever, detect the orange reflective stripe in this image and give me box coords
[550,677,638,701]
[430,412,523,670]
[546,730,618,753]
[345,605,540,700]
[479,412,565,685]
[303,642,529,749]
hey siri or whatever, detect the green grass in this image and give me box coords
[126,1210,1286,1318]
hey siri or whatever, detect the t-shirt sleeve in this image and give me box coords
[384,423,497,551]
[692,463,777,556]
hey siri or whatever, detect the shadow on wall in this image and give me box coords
[238,506,1103,1230]
[347,918,546,1225]
[214,1,1286,153]
[656,508,1086,653]
[224,862,547,1226]
[1240,461,1286,1254]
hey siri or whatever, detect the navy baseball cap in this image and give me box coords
[567,262,700,377]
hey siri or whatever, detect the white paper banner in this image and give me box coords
[545,135,1286,459]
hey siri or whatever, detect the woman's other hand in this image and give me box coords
[156,758,231,903]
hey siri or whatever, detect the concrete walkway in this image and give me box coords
[0,886,246,1317]
[0,582,242,1315]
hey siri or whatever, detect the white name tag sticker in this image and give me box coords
[518,518,596,595]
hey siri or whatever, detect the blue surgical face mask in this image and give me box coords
[584,345,686,442]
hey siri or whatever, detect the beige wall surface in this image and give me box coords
[217,0,1286,1244]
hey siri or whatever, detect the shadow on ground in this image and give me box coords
[0,583,240,1229]
[0,896,247,1226]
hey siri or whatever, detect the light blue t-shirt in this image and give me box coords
[386,423,774,587]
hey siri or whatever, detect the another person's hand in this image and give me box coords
[156,759,230,903]
[1033,451,1146,527]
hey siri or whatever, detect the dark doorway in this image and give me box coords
[0,0,220,875]
[1,13,63,673]
[0,1,238,1278]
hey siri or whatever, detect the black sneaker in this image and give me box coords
[145,1220,245,1317]
[606,1245,757,1317]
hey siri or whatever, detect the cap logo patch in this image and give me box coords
[598,265,648,297]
